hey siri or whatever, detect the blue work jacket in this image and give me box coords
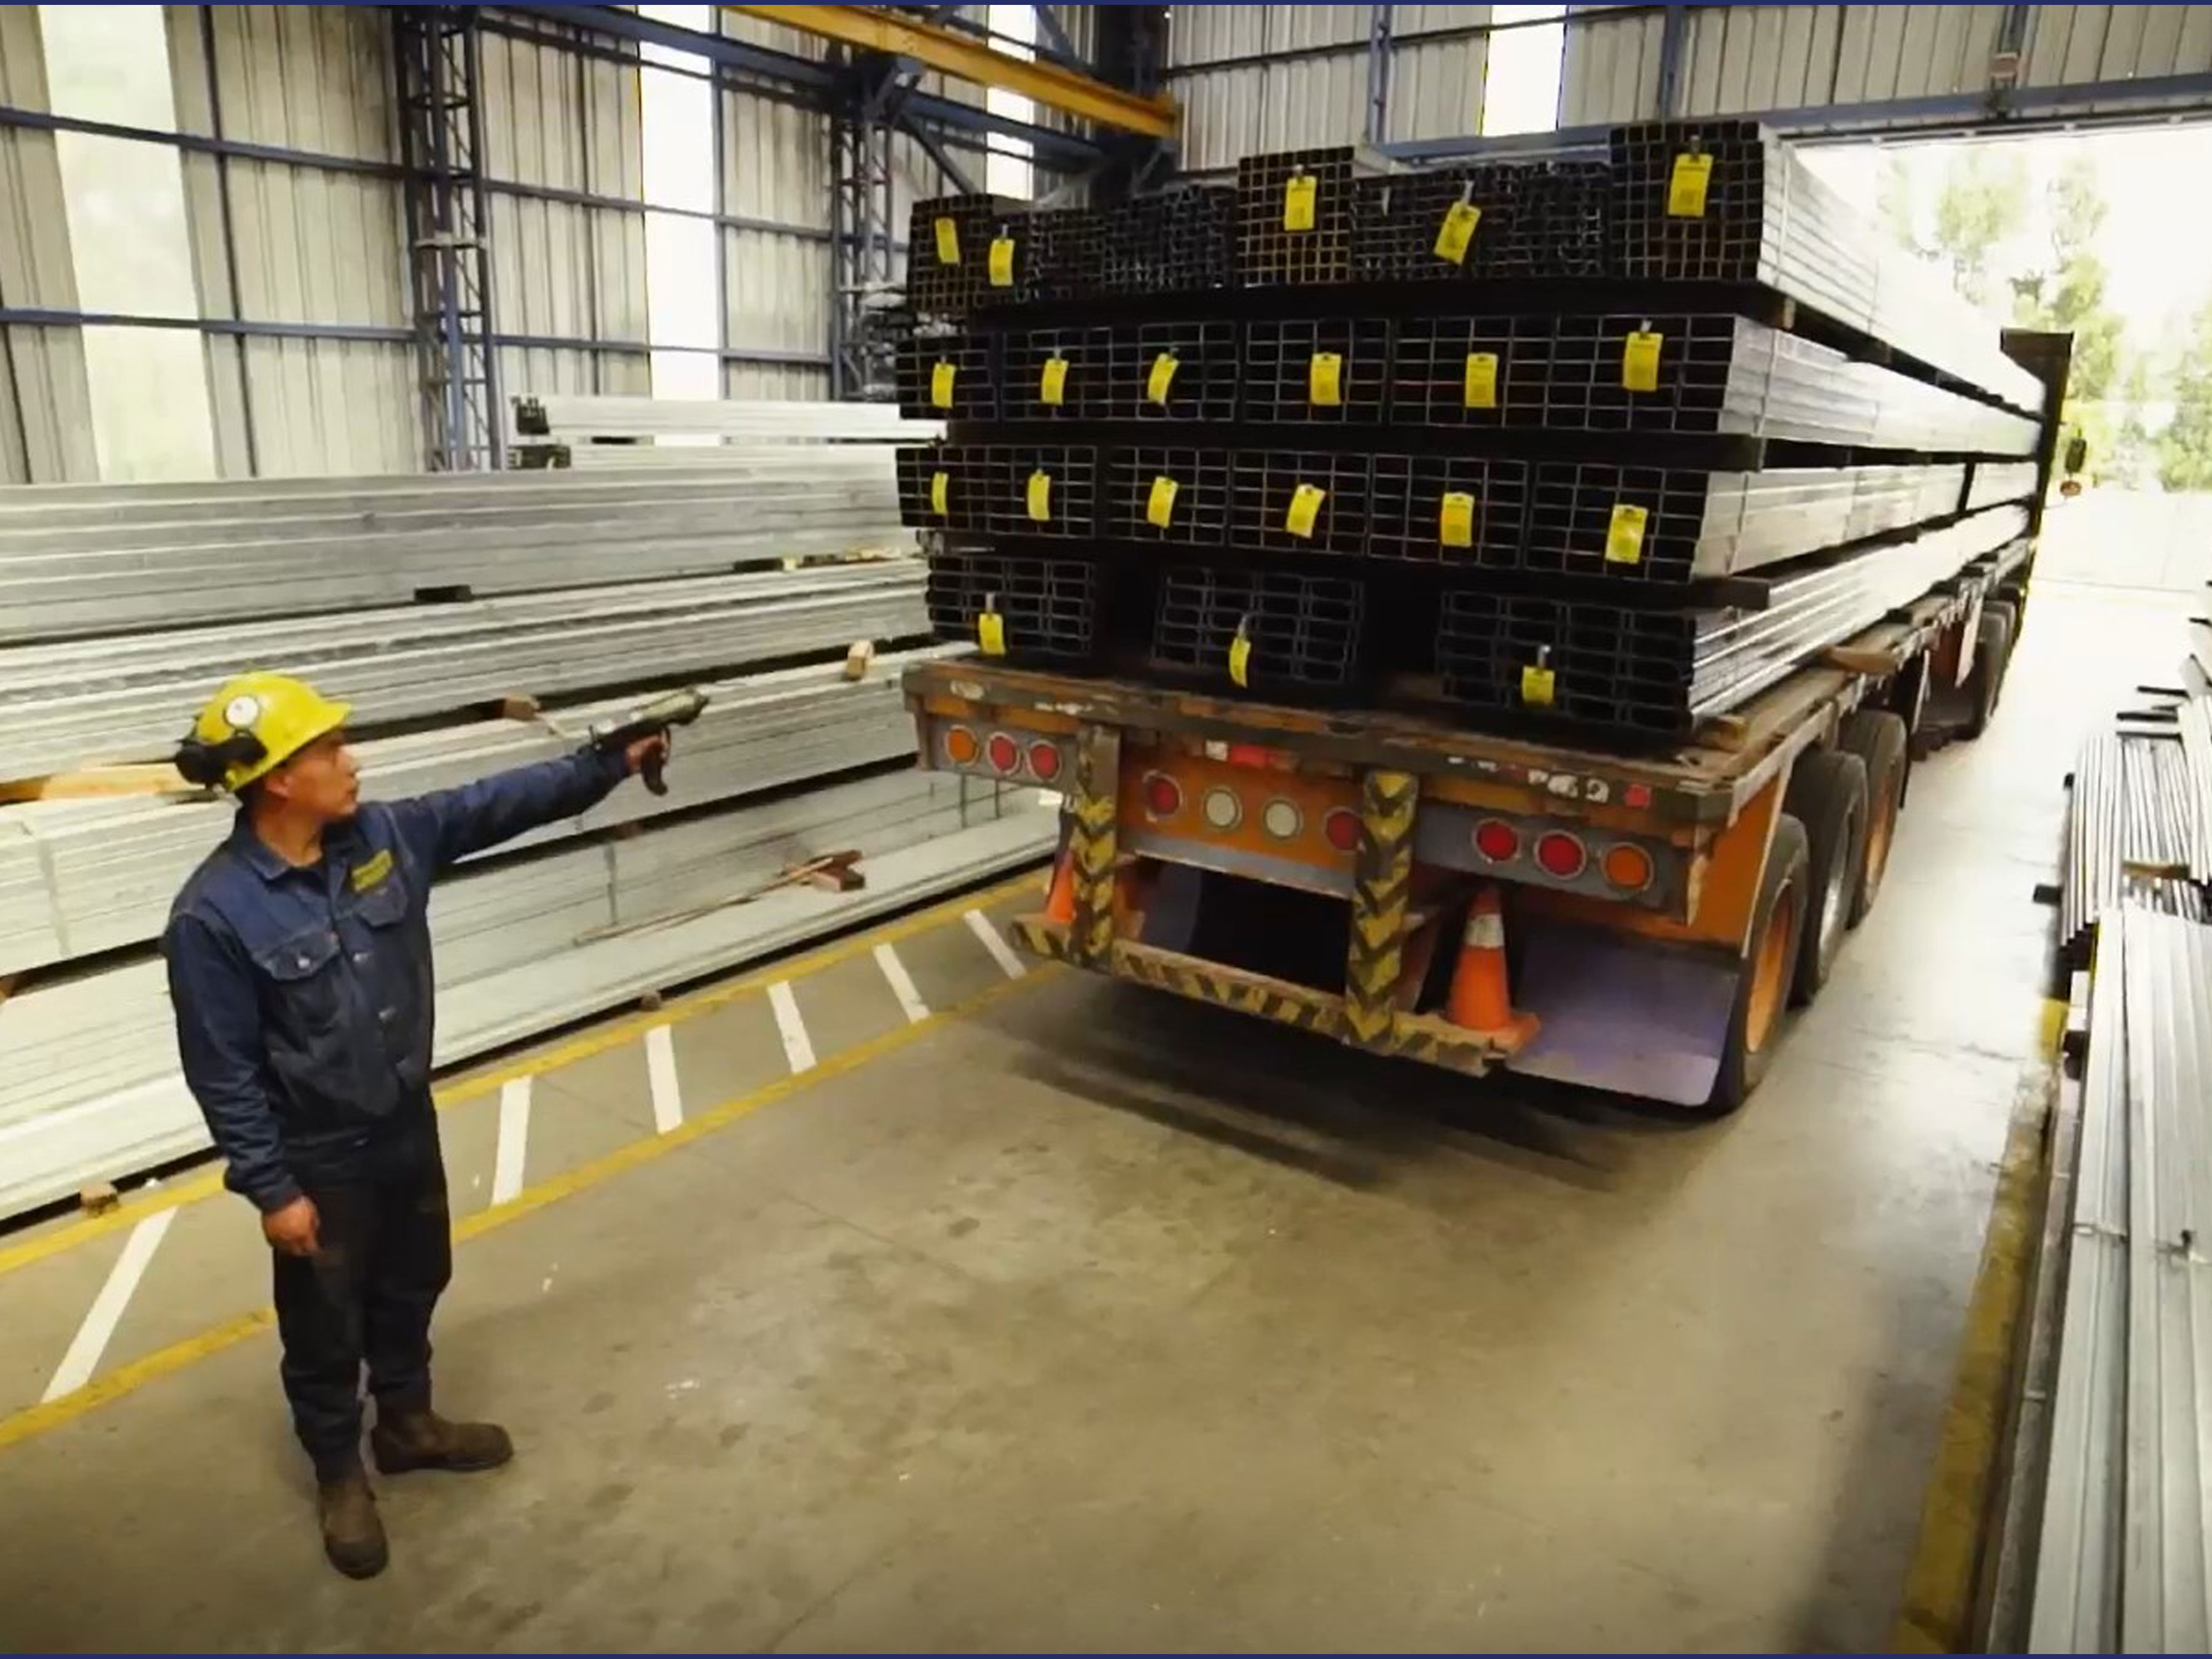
[162,750,627,1210]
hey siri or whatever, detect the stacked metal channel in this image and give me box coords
[2060,714,2212,963]
[0,460,919,644]
[2023,906,2212,1652]
[0,410,1057,1222]
[0,648,964,978]
[0,771,1043,1223]
[897,123,2045,740]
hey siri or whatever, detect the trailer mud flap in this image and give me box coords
[1506,924,1739,1107]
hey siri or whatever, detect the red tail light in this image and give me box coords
[1534,830,1587,879]
[985,732,1021,774]
[1323,808,1362,852]
[1027,741,1062,782]
[1143,772,1182,817]
[1473,819,1520,863]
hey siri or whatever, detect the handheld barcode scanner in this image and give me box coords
[586,689,710,796]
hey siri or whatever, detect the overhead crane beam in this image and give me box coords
[721,4,1177,139]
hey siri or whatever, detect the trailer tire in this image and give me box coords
[1836,710,1908,927]
[1983,599,2020,699]
[1784,750,1868,1006]
[1706,813,1811,1114]
[1961,607,2014,739]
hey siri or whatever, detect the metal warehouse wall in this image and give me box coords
[1563,2,2212,128]
[0,4,1026,484]
[1165,4,1493,169]
[0,7,98,484]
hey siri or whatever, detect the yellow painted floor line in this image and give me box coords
[1889,1052,2057,1653]
[0,967,1053,1458]
[0,866,1045,1283]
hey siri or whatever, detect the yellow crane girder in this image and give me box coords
[723,4,1177,140]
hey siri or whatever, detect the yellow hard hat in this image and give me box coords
[178,672,353,791]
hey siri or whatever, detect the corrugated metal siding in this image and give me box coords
[169,6,414,476]
[721,362,830,401]
[1166,4,1496,167]
[1561,5,1664,124]
[0,6,97,484]
[1561,3,2212,127]
[482,22,649,402]
[1681,2,1858,112]
[722,230,830,364]
[2024,5,2212,92]
[718,65,831,381]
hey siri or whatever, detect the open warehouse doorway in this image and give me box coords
[1803,122,2212,597]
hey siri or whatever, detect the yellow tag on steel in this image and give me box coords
[928,471,949,516]
[1040,356,1069,406]
[933,216,960,264]
[1520,664,1556,707]
[1606,503,1649,563]
[1285,482,1326,538]
[1146,475,1179,528]
[1433,200,1481,264]
[1229,629,1252,688]
[1622,329,1663,392]
[1147,352,1179,404]
[1284,173,1317,231]
[1309,351,1344,407]
[1667,152,1712,217]
[978,611,1006,656]
[930,361,956,409]
[1462,351,1499,410]
[1026,470,1052,522]
[1439,491,1476,549]
[987,236,1015,286]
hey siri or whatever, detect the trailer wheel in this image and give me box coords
[1983,599,2020,699]
[1836,711,1908,927]
[1784,751,1868,1006]
[1706,813,1811,1114]
[1961,606,2014,739]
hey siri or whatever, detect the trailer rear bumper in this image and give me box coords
[1008,914,1531,1076]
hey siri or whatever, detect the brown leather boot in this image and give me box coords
[371,1405,514,1475]
[317,1463,389,1579]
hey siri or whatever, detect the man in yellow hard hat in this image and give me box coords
[162,672,665,1580]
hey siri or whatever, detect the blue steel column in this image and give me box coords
[393,6,502,470]
[1365,3,1395,146]
[1655,4,1686,120]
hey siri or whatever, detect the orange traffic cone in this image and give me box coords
[1045,850,1077,925]
[1445,884,1535,1044]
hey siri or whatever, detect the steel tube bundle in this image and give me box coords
[2060,731,2209,959]
[512,394,941,444]
[0,772,1054,1222]
[2026,907,2212,1652]
[0,464,915,643]
[0,562,930,782]
[0,647,967,976]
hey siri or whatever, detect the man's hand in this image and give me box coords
[621,734,670,777]
[262,1194,321,1257]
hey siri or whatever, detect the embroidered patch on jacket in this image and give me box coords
[349,848,394,893]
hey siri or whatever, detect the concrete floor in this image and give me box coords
[0,581,2187,1654]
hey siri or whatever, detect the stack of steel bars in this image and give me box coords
[2059,696,2212,963]
[898,119,2047,742]
[2017,904,2212,1652]
[0,410,1060,1222]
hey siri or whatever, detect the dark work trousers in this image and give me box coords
[270,1116,452,1478]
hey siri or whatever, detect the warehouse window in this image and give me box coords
[37,4,218,480]
[984,4,1036,202]
[1480,4,1566,138]
[638,2,721,404]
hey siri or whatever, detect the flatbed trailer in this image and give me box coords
[903,537,2035,1110]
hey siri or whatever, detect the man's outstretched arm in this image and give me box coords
[385,745,643,871]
